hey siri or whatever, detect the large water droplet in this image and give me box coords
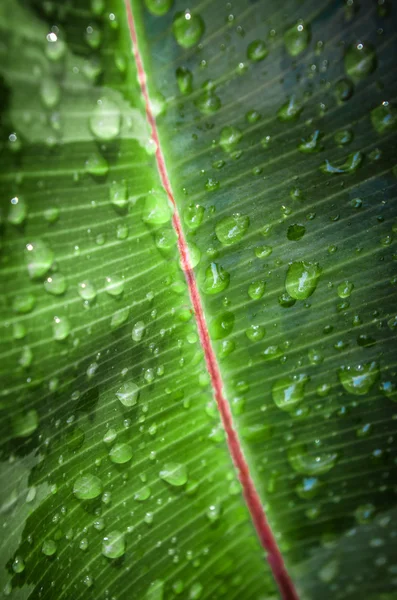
[142,192,171,225]
[285,261,321,300]
[90,97,121,141]
[8,196,27,225]
[44,273,67,295]
[73,474,103,500]
[288,444,338,475]
[145,579,165,600]
[219,126,242,153]
[25,239,54,279]
[344,42,376,78]
[102,531,125,559]
[371,101,397,134]
[247,39,268,61]
[184,204,204,229]
[116,382,139,408]
[172,11,205,48]
[209,312,235,340]
[159,462,187,486]
[12,293,35,314]
[272,374,309,411]
[200,263,230,294]
[105,276,124,297]
[284,20,311,56]
[176,66,193,94]
[215,214,249,245]
[53,315,71,341]
[109,442,132,464]
[78,280,97,301]
[338,361,379,395]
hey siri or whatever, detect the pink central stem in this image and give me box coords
[124,3,299,598]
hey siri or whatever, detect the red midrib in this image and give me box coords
[124,3,299,599]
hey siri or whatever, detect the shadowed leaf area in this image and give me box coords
[0,0,396,599]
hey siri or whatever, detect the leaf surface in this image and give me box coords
[0,1,397,599]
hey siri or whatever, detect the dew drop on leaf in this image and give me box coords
[219,126,242,153]
[285,261,321,300]
[159,462,187,486]
[53,316,71,341]
[215,214,249,245]
[200,263,230,295]
[344,42,377,79]
[176,66,193,94]
[78,279,97,301]
[109,442,133,464]
[338,361,379,395]
[25,239,54,279]
[73,474,103,500]
[8,196,27,225]
[272,374,309,412]
[44,273,67,295]
[105,275,124,297]
[142,192,172,225]
[172,11,205,48]
[145,579,165,600]
[248,280,266,300]
[42,539,57,556]
[102,531,125,559]
[288,444,338,475]
[116,381,139,408]
[284,20,311,56]
[371,101,397,134]
[90,97,121,141]
[247,39,268,61]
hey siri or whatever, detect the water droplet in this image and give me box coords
[45,32,67,62]
[355,503,376,524]
[12,409,38,437]
[334,77,354,102]
[42,539,57,556]
[145,579,165,600]
[172,11,205,48]
[25,239,54,279]
[206,503,221,524]
[78,280,97,301]
[338,361,379,395]
[200,263,230,294]
[285,261,321,300]
[85,153,109,176]
[116,382,139,408]
[284,20,311,56]
[73,474,103,500]
[184,204,204,229]
[110,180,128,209]
[176,66,193,94]
[219,126,242,153]
[209,312,235,340]
[298,130,323,153]
[319,559,339,583]
[287,224,306,241]
[215,213,249,245]
[102,531,125,559]
[288,444,338,475]
[255,245,272,259]
[12,556,25,574]
[321,151,363,174]
[8,196,27,225]
[109,442,132,464]
[142,192,171,225]
[40,77,60,109]
[334,129,353,146]
[90,97,121,141]
[132,321,145,342]
[245,325,265,341]
[159,462,187,486]
[272,374,309,411]
[337,280,354,298]
[344,42,376,78]
[85,24,102,49]
[371,101,397,134]
[134,486,151,501]
[12,293,35,314]
[105,275,124,297]
[277,96,302,122]
[44,273,67,295]
[247,39,268,61]
[295,477,322,499]
[110,307,129,329]
[248,281,266,300]
[53,315,71,341]
[188,582,203,600]
[195,90,221,114]
[44,207,60,223]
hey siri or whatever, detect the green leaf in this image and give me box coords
[0,0,396,599]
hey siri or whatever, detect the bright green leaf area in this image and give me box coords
[0,1,396,600]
